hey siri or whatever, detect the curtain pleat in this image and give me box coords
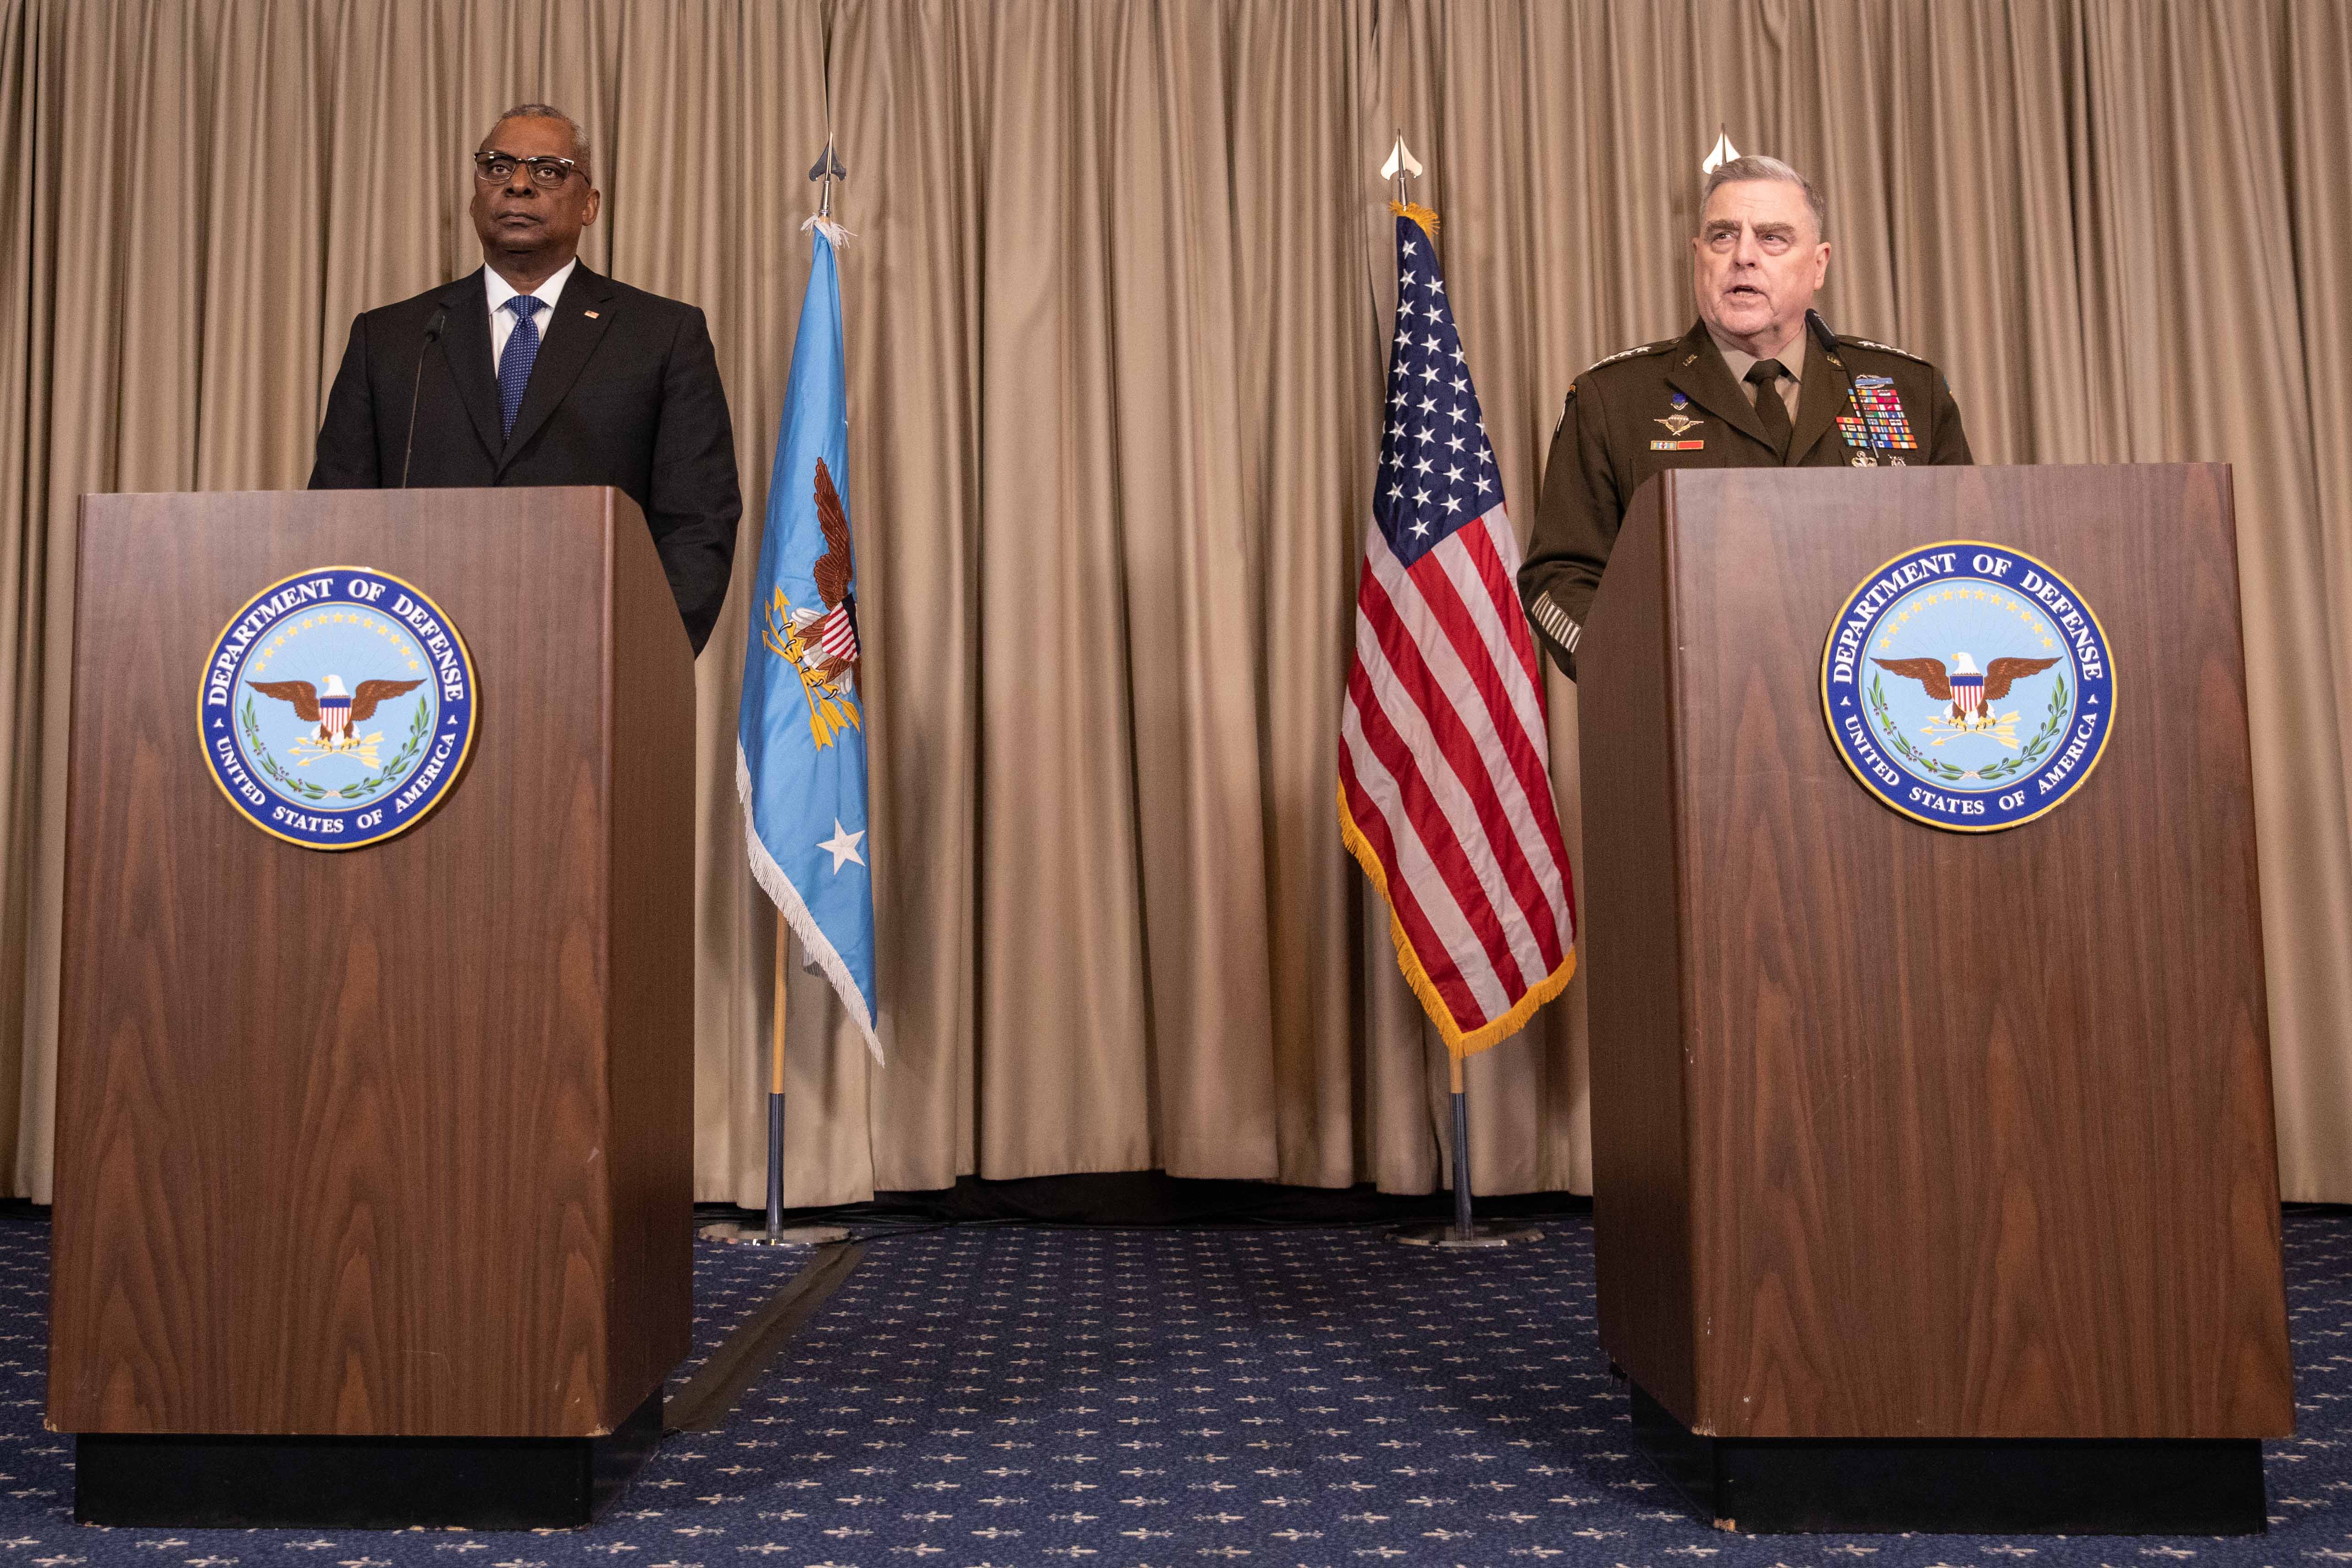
[0,0,2346,1206]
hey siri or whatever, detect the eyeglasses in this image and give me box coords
[473,151,580,189]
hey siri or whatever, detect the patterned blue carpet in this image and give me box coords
[0,1208,2347,1565]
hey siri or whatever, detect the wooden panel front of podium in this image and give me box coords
[49,487,693,1440]
[1578,463,2293,1442]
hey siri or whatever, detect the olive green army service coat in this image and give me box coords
[1518,320,1972,679]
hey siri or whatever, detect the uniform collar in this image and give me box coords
[1712,334,1805,397]
[1662,321,1772,448]
[1661,321,1847,462]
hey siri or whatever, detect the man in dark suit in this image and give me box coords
[310,104,740,654]
[1518,155,1972,679]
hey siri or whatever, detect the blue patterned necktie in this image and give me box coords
[498,295,544,439]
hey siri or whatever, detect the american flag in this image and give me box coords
[1337,205,1578,1056]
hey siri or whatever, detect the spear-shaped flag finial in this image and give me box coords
[1381,132,1436,235]
[1701,126,1741,177]
[803,137,853,245]
[1380,132,1423,185]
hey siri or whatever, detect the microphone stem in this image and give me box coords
[1809,310,1878,468]
[402,310,447,488]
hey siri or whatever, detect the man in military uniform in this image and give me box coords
[1519,155,1972,678]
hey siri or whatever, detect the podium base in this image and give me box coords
[71,1385,664,1529]
[1628,1384,2266,1535]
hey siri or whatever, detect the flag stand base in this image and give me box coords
[701,1220,849,1247]
[1390,1219,1543,1249]
[1388,1083,1540,1247]
[706,1066,845,1246]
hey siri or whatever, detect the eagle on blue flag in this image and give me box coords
[737,221,881,1060]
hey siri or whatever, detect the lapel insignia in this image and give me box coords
[583,309,600,320]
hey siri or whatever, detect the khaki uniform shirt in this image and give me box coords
[1517,320,1973,679]
[1716,341,1802,422]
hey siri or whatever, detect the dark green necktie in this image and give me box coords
[1745,358,1792,459]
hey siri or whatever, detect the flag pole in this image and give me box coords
[766,924,788,1236]
[1367,131,1549,1251]
[1394,1042,1539,1249]
[705,140,866,1251]
[704,922,848,1247]
[1448,1052,1473,1237]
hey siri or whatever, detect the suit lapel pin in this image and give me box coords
[583,309,600,320]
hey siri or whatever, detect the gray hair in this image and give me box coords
[486,103,593,182]
[1700,154,1826,240]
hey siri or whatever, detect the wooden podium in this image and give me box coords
[48,488,695,1528]
[1577,464,2294,1534]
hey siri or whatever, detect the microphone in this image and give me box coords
[1804,306,1840,359]
[1808,308,1879,467]
[401,304,450,488]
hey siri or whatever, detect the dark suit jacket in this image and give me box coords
[1518,319,1972,679]
[309,264,741,654]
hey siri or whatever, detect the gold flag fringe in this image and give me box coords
[1389,199,1439,239]
[1337,786,1576,1059]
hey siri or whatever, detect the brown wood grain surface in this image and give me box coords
[598,492,696,1429]
[48,488,694,1438]
[1575,487,1698,1421]
[1581,463,2293,1441]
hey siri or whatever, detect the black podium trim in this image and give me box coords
[71,1385,664,1529]
[1629,1384,2268,1535]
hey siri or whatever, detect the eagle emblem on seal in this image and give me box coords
[250,673,424,750]
[1871,651,2058,732]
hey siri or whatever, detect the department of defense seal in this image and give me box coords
[199,566,477,850]
[1821,541,2114,832]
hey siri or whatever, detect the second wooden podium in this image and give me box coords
[1577,464,2293,1533]
[48,488,695,1527]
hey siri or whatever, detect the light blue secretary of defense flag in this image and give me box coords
[737,221,881,1060]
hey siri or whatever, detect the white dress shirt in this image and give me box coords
[485,258,578,371]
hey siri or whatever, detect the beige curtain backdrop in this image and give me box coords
[1,0,2347,1207]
